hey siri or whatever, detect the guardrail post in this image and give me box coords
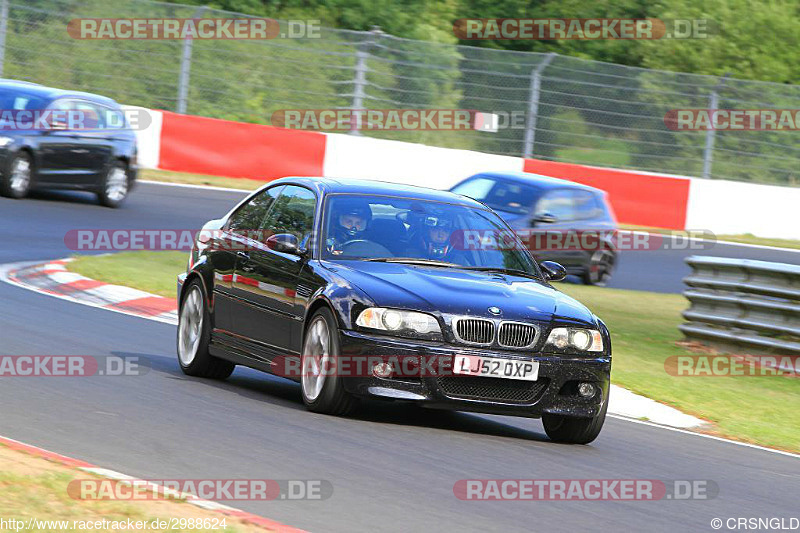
[702,73,730,179]
[176,6,207,114]
[0,0,9,78]
[522,52,556,159]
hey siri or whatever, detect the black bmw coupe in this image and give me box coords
[177,177,612,444]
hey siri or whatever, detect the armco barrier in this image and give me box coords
[680,256,800,354]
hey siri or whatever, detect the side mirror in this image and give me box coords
[533,212,557,225]
[539,260,567,282]
[266,233,305,256]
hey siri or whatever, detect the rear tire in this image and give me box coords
[582,248,616,286]
[0,152,33,199]
[542,389,608,444]
[177,279,235,380]
[300,307,357,415]
[97,161,130,208]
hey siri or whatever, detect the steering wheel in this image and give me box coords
[338,239,393,258]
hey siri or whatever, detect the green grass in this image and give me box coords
[557,283,799,452]
[65,251,800,452]
[69,251,188,299]
[140,169,266,191]
[0,445,268,532]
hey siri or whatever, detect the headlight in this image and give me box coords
[545,327,603,353]
[0,136,14,147]
[356,307,441,339]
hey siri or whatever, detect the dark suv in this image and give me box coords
[451,171,618,285]
[0,80,137,207]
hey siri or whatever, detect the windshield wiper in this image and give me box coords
[461,266,541,280]
[364,257,461,268]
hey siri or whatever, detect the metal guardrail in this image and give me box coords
[681,256,800,354]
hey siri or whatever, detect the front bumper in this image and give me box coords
[339,330,611,419]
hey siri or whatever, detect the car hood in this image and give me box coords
[327,260,596,324]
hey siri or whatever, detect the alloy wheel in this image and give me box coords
[178,286,203,366]
[302,317,332,402]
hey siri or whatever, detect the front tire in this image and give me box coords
[97,161,130,208]
[177,279,234,379]
[300,308,356,415]
[0,152,33,199]
[542,389,608,444]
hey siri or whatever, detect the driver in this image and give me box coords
[326,199,372,254]
[412,212,459,261]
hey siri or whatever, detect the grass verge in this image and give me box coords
[0,443,274,532]
[68,251,187,298]
[139,169,266,191]
[557,284,798,452]
[65,251,800,453]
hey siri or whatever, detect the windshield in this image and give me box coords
[451,176,540,215]
[322,194,539,275]
[0,88,48,111]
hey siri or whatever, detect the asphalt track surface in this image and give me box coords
[1,183,798,532]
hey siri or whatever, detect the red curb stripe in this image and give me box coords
[0,436,93,468]
[0,435,307,532]
[107,296,178,316]
[62,279,107,292]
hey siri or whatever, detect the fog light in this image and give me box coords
[578,382,596,398]
[373,362,393,378]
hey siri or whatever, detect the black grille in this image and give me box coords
[498,322,538,348]
[437,376,550,404]
[454,318,494,344]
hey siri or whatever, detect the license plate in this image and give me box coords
[453,355,539,381]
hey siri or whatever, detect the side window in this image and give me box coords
[47,98,73,129]
[226,186,284,235]
[48,99,72,112]
[572,190,603,220]
[74,101,103,130]
[103,107,127,130]
[483,181,538,214]
[263,185,316,246]
[535,190,575,221]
